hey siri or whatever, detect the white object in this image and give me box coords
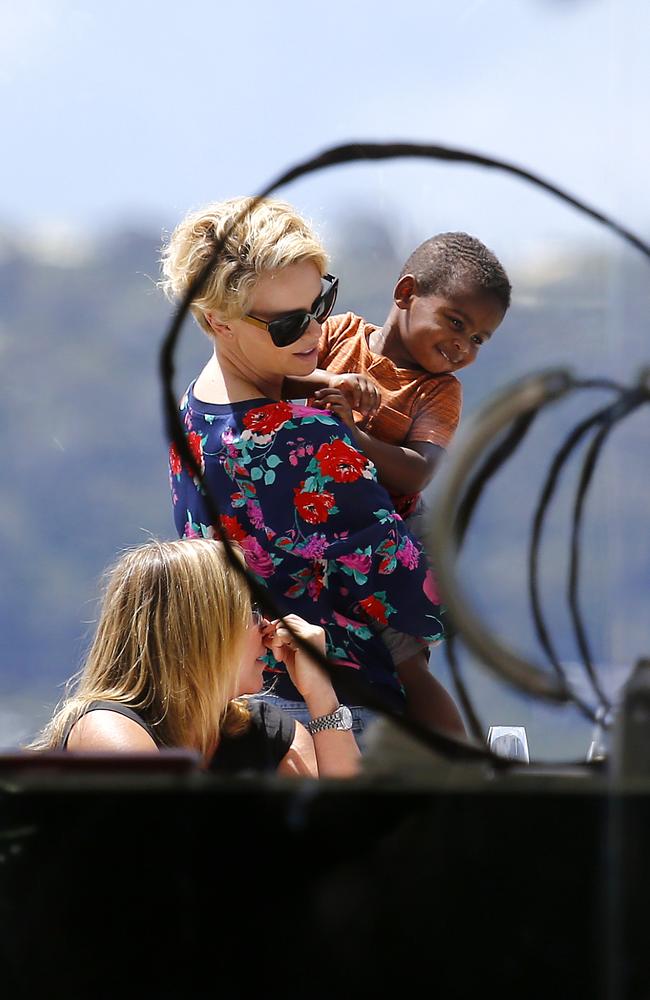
[487,725,530,763]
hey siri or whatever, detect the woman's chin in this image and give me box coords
[237,662,266,696]
[290,346,319,371]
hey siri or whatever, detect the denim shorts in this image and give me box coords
[252,693,377,752]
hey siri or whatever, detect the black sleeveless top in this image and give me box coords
[62,699,296,775]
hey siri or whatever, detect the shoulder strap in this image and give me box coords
[62,701,160,748]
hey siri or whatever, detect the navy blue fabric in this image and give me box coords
[170,387,447,710]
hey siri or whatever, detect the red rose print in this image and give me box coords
[243,401,294,437]
[316,438,369,483]
[219,514,248,542]
[169,443,182,476]
[294,486,336,525]
[359,594,389,626]
[307,562,326,600]
[186,431,205,471]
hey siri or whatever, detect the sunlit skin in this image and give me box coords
[68,607,360,777]
[236,613,270,696]
[367,275,506,376]
[236,613,333,705]
[196,260,324,405]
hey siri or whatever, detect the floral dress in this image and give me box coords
[170,384,447,711]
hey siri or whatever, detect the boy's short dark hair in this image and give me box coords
[399,232,511,311]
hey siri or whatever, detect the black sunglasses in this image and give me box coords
[243,273,338,348]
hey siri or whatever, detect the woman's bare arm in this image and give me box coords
[266,616,361,779]
[66,711,159,753]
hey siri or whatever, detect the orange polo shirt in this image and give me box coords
[315,312,462,516]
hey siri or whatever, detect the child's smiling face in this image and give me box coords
[396,281,506,375]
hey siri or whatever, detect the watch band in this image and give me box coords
[305,704,353,734]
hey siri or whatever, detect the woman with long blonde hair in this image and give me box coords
[30,538,359,777]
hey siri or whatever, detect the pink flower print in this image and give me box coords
[331,658,361,670]
[333,611,367,631]
[294,534,329,560]
[423,569,441,605]
[184,519,201,539]
[338,551,372,575]
[307,564,325,600]
[240,536,275,578]
[288,441,306,466]
[291,404,321,418]
[397,535,420,571]
[246,500,265,530]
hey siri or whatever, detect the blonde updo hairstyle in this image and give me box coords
[29,539,253,758]
[160,196,329,334]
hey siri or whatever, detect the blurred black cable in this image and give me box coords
[528,394,622,718]
[159,139,650,765]
[567,388,650,715]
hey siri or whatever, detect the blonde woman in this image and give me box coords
[161,196,451,741]
[29,538,360,778]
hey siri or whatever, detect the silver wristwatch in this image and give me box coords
[306,704,353,735]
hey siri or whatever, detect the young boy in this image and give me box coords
[285,231,511,737]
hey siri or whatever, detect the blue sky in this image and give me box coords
[1,0,649,267]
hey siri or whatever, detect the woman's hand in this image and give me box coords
[263,614,333,705]
[267,614,361,779]
[312,372,381,425]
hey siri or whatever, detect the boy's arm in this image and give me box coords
[314,387,444,494]
[283,370,381,418]
[351,430,444,495]
[397,654,467,738]
[283,369,333,398]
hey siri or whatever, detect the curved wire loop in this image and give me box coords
[431,371,649,728]
[530,403,618,704]
[430,369,576,702]
[159,139,650,763]
[566,386,650,717]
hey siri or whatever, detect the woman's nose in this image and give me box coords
[297,319,321,349]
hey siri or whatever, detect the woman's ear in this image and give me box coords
[205,311,233,339]
[393,274,417,310]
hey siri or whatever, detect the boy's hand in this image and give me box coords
[311,388,357,429]
[312,373,381,421]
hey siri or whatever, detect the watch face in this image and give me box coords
[338,705,353,731]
